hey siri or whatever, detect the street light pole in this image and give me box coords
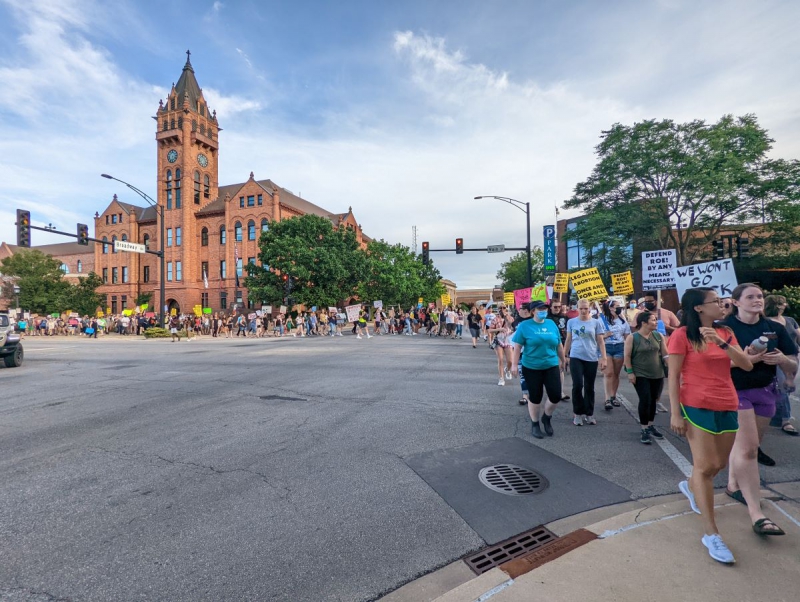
[474,196,532,287]
[101,174,166,325]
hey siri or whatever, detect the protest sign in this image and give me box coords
[248,313,256,320]
[418,297,424,305]
[256,310,263,317]
[611,271,634,295]
[264,305,272,315]
[328,306,337,314]
[553,273,570,294]
[374,300,383,309]
[193,305,203,317]
[170,308,177,316]
[570,267,608,301]
[203,308,212,314]
[642,250,677,290]
[503,292,515,305]
[121,309,132,316]
[531,282,549,302]
[97,310,104,318]
[345,304,361,323]
[674,259,738,298]
[279,305,287,314]
[513,287,532,308]
[441,294,451,305]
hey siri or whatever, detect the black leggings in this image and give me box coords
[520,365,562,405]
[633,376,664,425]
[570,358,598,416]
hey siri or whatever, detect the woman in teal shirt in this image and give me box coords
[512,301,566,439]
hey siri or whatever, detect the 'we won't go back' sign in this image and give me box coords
[674,259,738,298]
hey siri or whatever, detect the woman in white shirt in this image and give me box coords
[600,300,632,411]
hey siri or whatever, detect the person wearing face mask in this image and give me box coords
[643,291,680,337]
[564,298,608,425]
[547,300,571,402]
[624,297,641,328]
[512,301,566,438]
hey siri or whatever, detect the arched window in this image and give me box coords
[121,234,127,242]
[166,169,173,210]
[77,260,82,273]
[261,218,269,232]
[201,227,209,246]
[143,234,150,250]
[234,221,242,242]
[194,171,200,204]
[204,174,210,199]
[60,263,69,274]
[200,123,205,135]
[220,225,227,245]
[170,97,175,110]
[111,235,118,253]
[175,169,181,208]
[162,119,168,131]
[102,236,108,254]
[248,220,256,240]
[170,118,175,129]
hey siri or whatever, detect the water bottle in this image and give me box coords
[749,336,769,352]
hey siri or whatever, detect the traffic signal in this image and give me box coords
[713,239,725,260]
[16,209,31,248]
[737,236,750,259]
[422,241,430,265]
[455,238,463,254]
[77,223,89,245]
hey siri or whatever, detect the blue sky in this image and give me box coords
[1,0,798,287]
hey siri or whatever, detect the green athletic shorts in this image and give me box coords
[681,404,739,435]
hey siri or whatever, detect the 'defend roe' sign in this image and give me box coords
[641,250,677,290]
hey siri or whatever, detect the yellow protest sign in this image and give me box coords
[611,271,634,296]
[106,307,111,315]
[418,297,424,304]
[441,294,451,305]
[503,292,515,305]
[570,267,608,301]
[121,309,132,316]
[140,303,148,311]
[531,282,549,302]
[170,308,177,316]
[193,305,203,317]
[97,310,104,318]
[553,273,570,294]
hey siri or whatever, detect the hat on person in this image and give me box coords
[527,300,550,310]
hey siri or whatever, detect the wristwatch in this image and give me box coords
[718,336,733,350]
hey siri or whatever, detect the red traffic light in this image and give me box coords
[282,273,289,281]
[455,238,464,254]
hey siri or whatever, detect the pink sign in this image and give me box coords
[513,287,532,308]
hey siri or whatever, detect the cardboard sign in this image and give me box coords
[279,305,287,314]
[256,310,263,317]
[345,304,361,323]
[441,294,451,305]
[374,300,383,309]
[97,311,104,318]
[513,287,532,308]
[611,272,634,295]
[531,282,549,303]
[170,308,177,316]
[674,259,738,298]
[553,273,569,294]
[570,267,608,301]
[121,309,132,316]
[248,313,256,320]
[264,305,272,314]
[503,292,515,305]
[328,306,337,314]
[642,250,677,290]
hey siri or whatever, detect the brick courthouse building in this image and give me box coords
[4,53,370,315]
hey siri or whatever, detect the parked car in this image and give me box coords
[0,313,24,368]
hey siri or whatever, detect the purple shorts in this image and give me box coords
[737,383,779,418]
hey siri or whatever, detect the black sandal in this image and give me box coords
[604,400,613,411]
[752,518,785,536]
[519,398,528,405]
[611,397,621,407]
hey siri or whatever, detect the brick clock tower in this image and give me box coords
[155,50,220,313]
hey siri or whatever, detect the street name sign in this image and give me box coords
[487,245,505,253]
[114,240,146,254]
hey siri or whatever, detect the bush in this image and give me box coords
[764,285,800,321]
[143,327,187,339]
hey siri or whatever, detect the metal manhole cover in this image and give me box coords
[478,464,548,495]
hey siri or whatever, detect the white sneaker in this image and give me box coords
[337,332,343,336]
[679,480,701,515]
[367,335,373,339]
[585,415,597,425]
[504,370,512,381]
[357,335,362,339]
[498,378,505,386]
[573,415,583,426]
[701,534,735,564]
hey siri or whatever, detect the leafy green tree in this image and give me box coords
[65,272,105,316]
[563,114,799,267]
[0,249,71,314]
[496,248,544,291]
[135,292,152,307]
[245,214,366,307]
[357,240,444,307]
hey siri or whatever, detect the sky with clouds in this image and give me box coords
[1,0,798,287]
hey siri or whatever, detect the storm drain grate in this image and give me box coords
[463,525,558,575]
[478,464,549,495]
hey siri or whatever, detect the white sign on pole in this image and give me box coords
[328,306,337,314]
[373,300,383,309]
[487,245,505,253]
[279,305,287,314]
[345,304,361,323]
[673,259,738,298]
[264,305,272,314]
[114,240,146,254]
[641,250,677,290]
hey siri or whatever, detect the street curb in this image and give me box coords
[379,483,799,602]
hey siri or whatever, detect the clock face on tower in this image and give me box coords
[167,149,178,163]
[197,153,209,168]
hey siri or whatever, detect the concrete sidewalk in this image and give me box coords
[384,482,800,602]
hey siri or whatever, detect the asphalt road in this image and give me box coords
[1,332,798,601]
